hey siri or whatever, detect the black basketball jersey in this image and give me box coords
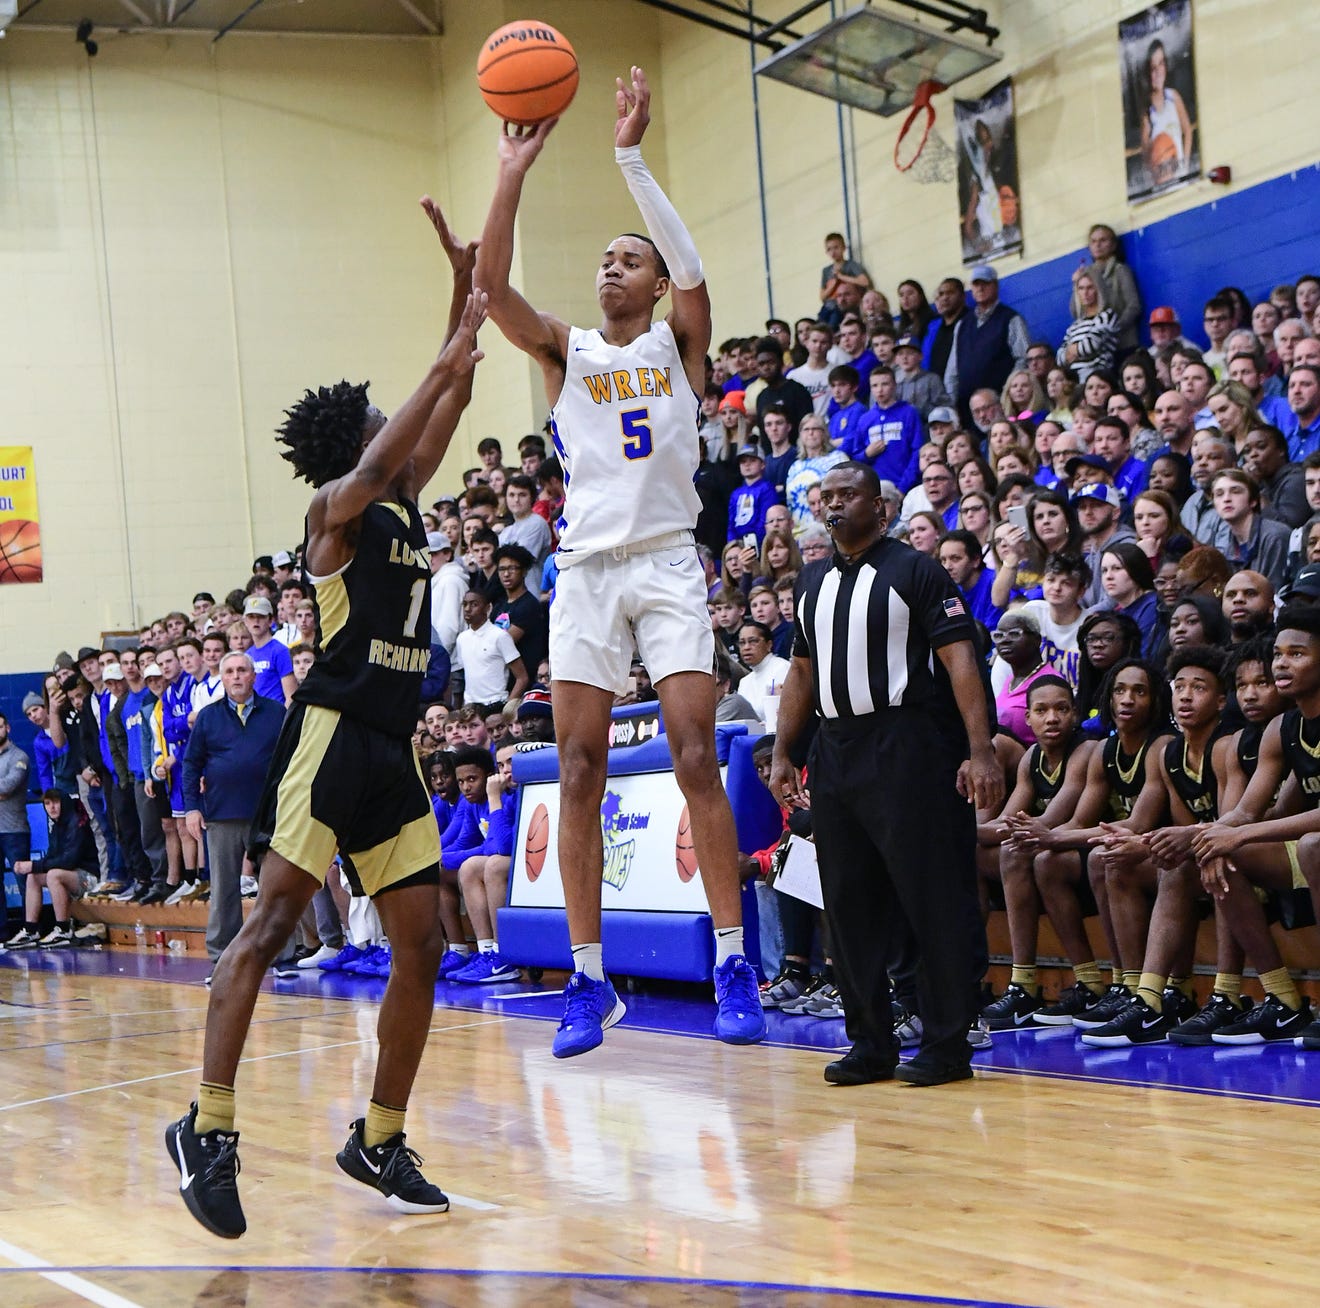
[1163,734,1219,822]
[1103,734,1159,821]
[294,498,431,738]
[1279,710,1320,810]
[1027,735,1079,816]
[1236,722,1265,779]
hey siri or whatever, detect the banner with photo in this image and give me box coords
[954,78,1021,266]
[0,447,41,585]
[1119,0,1201,202]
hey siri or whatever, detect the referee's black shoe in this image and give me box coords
[165,1104,246,1239]
[824,1048,896,1086]
[895,1053,974,1086]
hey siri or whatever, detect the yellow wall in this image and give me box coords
[2,0,1318,672]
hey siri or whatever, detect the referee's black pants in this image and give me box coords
[809,711,984,1069]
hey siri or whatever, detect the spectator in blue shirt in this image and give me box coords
[241,595,296,704]
[22,692,68,794]
[846,366,924,491]
[826,365,867,450]
[938,530,1004,631]
[921,460,961,531]
[451,741,522,985]
[1089,415,1146,507]
[727,447,778,547]
[1285,365,1320,461]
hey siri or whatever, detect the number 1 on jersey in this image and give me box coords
[402,577,426,640]
[620,407,653,461]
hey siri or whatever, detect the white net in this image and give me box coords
[900,125,957,185]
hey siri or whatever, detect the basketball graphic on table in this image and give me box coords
[0,519,42,584]
[675,803,698,882]
[477,20,579,127]
[524,802,550,881]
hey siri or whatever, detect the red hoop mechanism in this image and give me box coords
[894,79,947,172]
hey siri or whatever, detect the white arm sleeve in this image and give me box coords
[615,145,704,290]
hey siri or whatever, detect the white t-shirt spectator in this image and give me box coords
[739,654,791,719]
[787,362,833,416]
[455,620,520,703]
[1019,598,1084,690]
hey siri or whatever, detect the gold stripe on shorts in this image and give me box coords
[349,749,440,897]
[1287,840,1307,891]
[268,704,339,883]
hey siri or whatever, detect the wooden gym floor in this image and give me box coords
[1,951,1318,1308]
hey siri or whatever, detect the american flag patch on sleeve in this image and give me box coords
[943,596,966,617]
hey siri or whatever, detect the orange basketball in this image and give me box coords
[675,804,698,882]
[1150,132,1178,180]
[524,802,550,881]
[476,20,579,127]
[0,518,42,584]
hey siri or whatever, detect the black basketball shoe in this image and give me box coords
[165,1104,245,1239]
[335,1119,450,1214]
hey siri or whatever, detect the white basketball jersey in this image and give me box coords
[550,321,702,563]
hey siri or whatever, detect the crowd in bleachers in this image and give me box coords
[6,223,1320,1052]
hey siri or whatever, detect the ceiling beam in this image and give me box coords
[118,0,152,23]
[212,0,265,43]
[394,0,438,36]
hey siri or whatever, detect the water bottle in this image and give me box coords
[167,939,186,954]
[134,920,145,951]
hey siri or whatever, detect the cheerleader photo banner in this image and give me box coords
[1119,0,1201,203]
[953,78,1022,267]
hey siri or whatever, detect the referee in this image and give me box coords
[770,462,1003,1086]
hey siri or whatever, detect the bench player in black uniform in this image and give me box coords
[1195,608,1320,1047]
[1081,648,1234,1045]
[166,203,488,1240]
[979,677,1097,1028]
[1169,637,1310,1043]
[1007,660,1171,1029]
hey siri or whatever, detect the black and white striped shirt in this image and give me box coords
[792,538,975,720]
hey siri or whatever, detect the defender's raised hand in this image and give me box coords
[496,117,557,173]
[420,197,478,281]
[439,290,489,375]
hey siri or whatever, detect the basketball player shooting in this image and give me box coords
[475,66,766,1057]
[165,202,487,1240]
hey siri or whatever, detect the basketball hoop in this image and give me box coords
[894,78,957,185]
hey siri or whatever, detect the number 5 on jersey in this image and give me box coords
[620,407,653,461]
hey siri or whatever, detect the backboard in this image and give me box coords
[754,4,1001,117]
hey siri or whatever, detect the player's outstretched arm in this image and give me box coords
[475,121,569,380]
[314,291,487,533]
[613,65,711,385]
[413,201,487,488]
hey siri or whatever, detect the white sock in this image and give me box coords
[714,926,744,967]
[451,943,471,957]
[572,942,605,981]
[478,938,496,954]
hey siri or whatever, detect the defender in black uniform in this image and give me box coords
[167,203,487,1240]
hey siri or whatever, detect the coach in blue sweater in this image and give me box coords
[183,652,283,962]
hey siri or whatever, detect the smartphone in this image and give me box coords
[742,534,759,551]
[1006,505,1030,534]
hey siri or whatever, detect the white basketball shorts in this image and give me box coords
[549,531,715,695]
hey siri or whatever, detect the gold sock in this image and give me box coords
[1260,967,1302,1011]
[1136,972,1166,1011]
[1213,973,1243,1001]
[1073,961,1105,995]
[1010,965,1037,991]
[1170,975,1196,1000]
[1122,970,1141,992]
[195,1082,235,1135]
[364,1099,406,1148]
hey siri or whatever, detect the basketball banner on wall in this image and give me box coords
[1119,0,1200,203]
[0,448,41,584]
[953,78,1021,266]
